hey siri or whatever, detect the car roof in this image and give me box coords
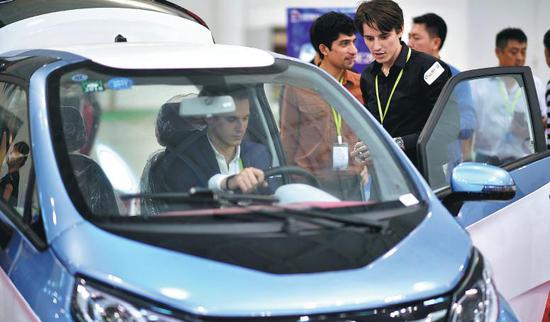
[20,42,276,70]
[0,0,207,27]
[0,0,214,54]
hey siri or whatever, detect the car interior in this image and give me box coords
[61,105,119,216]
[53,72,380,217]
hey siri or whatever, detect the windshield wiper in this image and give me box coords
[121,189,386,233]
[265,204,387,233]
[121,189,337,230]
[212,193,387,233]
[120,188,278,205]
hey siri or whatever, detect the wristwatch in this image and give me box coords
[394,137,405,150]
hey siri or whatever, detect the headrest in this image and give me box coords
[61,106,86,151]
[155,100,206,147]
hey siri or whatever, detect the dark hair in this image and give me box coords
[544,29,550,51]
[354,0,403,35]
[13,141,30,167]
[496,28,527,49]
[310,12,356,59]
[412,13,447,50]
[14,141,29,155]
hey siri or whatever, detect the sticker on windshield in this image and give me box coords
[107,77,133,91]
[81,80,105,93]
[399,193,419,206]
[71,74,88,82]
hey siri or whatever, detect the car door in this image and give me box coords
[417,66,550,322]
[0,79,70,321]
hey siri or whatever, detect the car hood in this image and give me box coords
[52,200,471,317]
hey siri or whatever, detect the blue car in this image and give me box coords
[0,1,545,322]
[417,67,550,322]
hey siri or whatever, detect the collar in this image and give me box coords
[341,69,359,87]
[207,133,241,164]
[370,41,410,75]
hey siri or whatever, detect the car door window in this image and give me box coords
[419,68,541,190]
[0,82,32,215]
[471,75,535,163]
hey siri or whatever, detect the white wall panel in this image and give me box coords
[173,0,550,80]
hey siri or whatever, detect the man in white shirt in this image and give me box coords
[495,28,547,128]
[472,76,532,164]
[160,86,271,194]
[205,89,268,192]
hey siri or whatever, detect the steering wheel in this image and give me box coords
[263,166,320,188]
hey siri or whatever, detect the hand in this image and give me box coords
[393,137,405,150]
[224,167,266,193]
[351,141,372,165]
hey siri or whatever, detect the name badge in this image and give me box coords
[424,62,445,85]
[332,143,349,170]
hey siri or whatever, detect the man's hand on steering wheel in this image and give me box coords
[223,167,267,193]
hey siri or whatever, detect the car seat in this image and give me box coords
[140,102,205,215]
[62,106,119,215]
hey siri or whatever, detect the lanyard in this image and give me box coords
[375,47,412,124]
[239,158,244,170]
[498,81,522,115]
[332,74,345,144]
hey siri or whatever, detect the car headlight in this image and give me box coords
[449,249,499,322]
[71,277,183,322]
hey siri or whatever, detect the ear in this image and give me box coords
[495,47,501,58]
[319,43,330,57]
[396,27,404,38]
[433,37,442,51]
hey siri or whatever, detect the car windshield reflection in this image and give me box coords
[50,60,417,220]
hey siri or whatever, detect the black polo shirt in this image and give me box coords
[360,41,451,165]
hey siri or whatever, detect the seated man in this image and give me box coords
[160,86,271,193]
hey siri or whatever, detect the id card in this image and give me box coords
[332,143,349,170]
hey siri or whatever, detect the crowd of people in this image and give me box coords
[147,0,550,197]
[303,0,550,171]
[152,0,550,196]
[2,1,547,211]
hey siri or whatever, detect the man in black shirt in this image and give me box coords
[353,0,451,166]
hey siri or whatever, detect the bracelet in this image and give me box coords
[225,175,236,191]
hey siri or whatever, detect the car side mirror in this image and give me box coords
[443,162,516,215]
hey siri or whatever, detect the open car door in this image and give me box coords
[417,66,550,322]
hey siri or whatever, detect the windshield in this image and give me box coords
[49,59,418,219]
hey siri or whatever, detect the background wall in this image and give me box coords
[172,0,550,82]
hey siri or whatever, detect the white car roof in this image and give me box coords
[46,42,276,69]
[0,8,213,54]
